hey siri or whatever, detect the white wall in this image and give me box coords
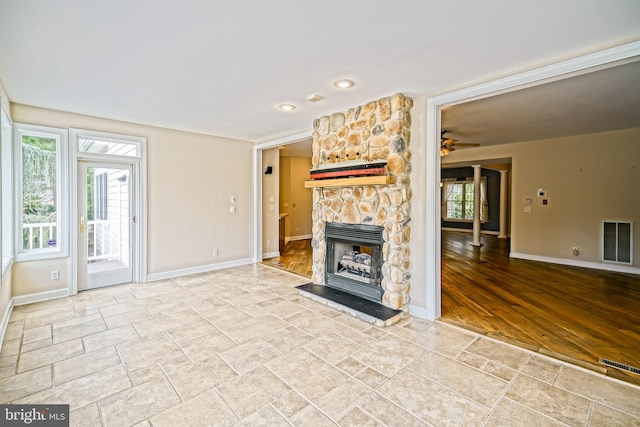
[442,127,640,269]
[10,103,255,295]
[0,78,10,114]
[262,148,279,256]
[279,156,312,240]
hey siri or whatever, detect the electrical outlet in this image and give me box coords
[267,239,271,247]
[212,249,218,257]
[51,270,59,280]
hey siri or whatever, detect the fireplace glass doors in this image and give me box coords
[325,222,383,302]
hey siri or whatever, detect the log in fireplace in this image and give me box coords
[325,222,384,302]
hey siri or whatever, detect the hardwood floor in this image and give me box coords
[263,231,640,380]
[263,239,313,278]
[441,230,640,378]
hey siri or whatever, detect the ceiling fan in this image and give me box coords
[440,130,480,156]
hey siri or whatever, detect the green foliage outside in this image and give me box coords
[447,183,474,220]
[22,136,57,247]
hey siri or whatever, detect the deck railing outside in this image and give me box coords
[23,221,120,261]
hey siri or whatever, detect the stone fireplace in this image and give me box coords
[310,93,413,317]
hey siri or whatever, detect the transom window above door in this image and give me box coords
[72,128,143,160]
[78,138,139,157]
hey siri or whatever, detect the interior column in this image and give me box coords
[471,164,482,247]
[498,169,509,239]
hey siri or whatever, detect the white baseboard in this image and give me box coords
[1,288,71,348]
[0,298,14,351]
[12,288,70,306]
[285,234,312,244]
[510,252,640,275]
[263,251,280,259]
[146,258,254,282]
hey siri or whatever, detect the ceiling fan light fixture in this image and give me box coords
[333,79,355,89]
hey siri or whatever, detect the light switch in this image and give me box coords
[269,196,274,202]
[524,206,532,213]
[230,206,236,213]
[230,196,236,203]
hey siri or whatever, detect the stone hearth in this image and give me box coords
[310,93,413,318]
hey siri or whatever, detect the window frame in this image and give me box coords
[14,123,69,261]
[1,106,14,275]
[442,177,488,223]
[73,128,142,161]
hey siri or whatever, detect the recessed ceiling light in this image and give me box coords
[333,79,355,89]
[278,104,296,111]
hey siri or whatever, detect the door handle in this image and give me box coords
[80,215,86,233]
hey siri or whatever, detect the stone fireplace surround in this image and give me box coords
[310,93,413,321]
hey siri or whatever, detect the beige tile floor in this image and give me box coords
[1,264,639,426]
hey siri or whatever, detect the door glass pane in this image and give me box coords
[86,167,130,274]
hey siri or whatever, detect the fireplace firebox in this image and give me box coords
[325,222,384,302]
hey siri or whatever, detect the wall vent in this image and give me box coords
[602,221,633,264]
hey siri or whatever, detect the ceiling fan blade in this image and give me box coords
[441,138,458,145]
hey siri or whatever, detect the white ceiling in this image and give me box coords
[0,1,639,144]
[441,60,640,148]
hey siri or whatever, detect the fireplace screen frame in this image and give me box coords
[325,222,384,302]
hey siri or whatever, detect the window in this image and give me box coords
[442,178,488,222]
[15,124,68,259]
[1,107,13,273]
[77,135,140,157]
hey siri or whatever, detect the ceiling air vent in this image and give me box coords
[602,221,633,264]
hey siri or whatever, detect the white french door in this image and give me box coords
[77,161,134,290]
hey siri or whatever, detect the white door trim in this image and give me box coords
[252,131,312,264]
[69,129,147,295]
[422,40,640,320]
